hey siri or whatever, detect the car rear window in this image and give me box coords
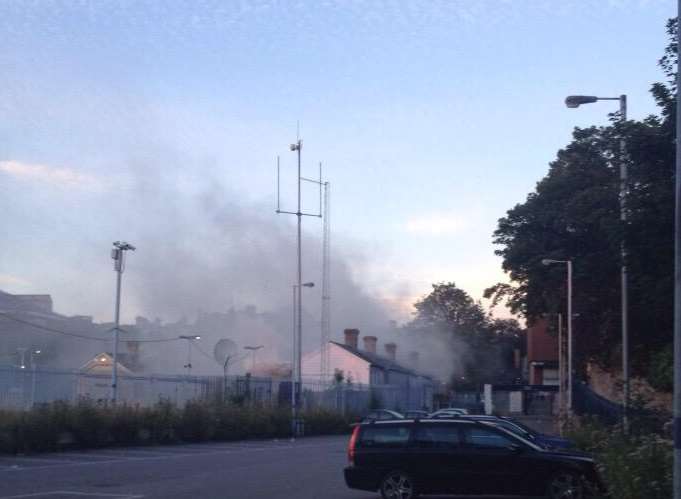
[359,425,411,448]
[414,425,461,449]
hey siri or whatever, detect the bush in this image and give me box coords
[567,418,672,499]
[0,400,355,454]
[648,345,673,392]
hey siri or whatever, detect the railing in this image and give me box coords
[0,366,433,414]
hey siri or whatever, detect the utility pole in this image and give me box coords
[673,3,681,497]
[321,181,331,382]
[30,349,41,408]
[111,241,135,404]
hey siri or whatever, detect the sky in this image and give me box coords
[0,0,677,328]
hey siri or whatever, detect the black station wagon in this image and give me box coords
[344,419,605,499]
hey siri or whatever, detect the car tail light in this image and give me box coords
[348,425,360,465]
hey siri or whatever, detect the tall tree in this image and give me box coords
[408,282,523,388]
[487,19,677,386]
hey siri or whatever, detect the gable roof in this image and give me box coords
[80,352,137,374]
[329,340,433,379]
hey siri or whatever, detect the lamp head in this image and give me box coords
[565,95,598,108]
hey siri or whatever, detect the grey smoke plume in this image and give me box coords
[112,157,391,373]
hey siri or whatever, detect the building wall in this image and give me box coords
[301,343,371,384]
[527,318,558,363]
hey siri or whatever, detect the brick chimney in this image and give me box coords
[344,329,359,349]
[384,342,397,361]
[362,336,377,354]
[408,351,419,368]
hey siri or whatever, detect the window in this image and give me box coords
[414,425,461,449]
[465,427,515,449]
[359,426,411,448]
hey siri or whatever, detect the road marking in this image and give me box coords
[0,439,345,473]
[0,456,81,464]
[0,491,143,499]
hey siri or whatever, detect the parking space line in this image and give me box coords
[0,491,143,499]
[0,456,82,465]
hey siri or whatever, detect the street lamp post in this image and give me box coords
[565,93,629,429]
[179,335,201,376]
[110,241,135,404]
[291,282,314,439]
[543,259,573,413]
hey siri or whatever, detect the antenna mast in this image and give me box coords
[276,136,324,436]
[321,182,331,382]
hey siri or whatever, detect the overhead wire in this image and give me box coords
[0,312,184,344]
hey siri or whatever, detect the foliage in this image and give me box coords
[649,345,673,393]
[486,18,677,380]
[0,399,355,454]
[407,282,523,388]
[567,418,672,499]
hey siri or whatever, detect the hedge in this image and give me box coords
[0,399,355,454]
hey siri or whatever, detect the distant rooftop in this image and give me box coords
[0,290,53,314]
[329,340,433,379]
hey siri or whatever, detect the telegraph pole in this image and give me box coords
[321,182,331,382]
[111,241,135,404]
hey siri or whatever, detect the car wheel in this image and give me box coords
[380,470,418,499]
[546,471,584,499]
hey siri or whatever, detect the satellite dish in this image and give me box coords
[213,339,238,365]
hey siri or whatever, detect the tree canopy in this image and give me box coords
[486,19,677,386]
[407,282,523,389]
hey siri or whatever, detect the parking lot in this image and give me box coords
[0,434,545,499]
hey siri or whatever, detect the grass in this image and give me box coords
[0,399,355,454]
[567,416,672,499]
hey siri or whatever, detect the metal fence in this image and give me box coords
[0,365,433,414]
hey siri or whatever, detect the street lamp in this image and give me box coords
[565,93,629,429]
[291,281,314,439]
[542,259,573,413]
[110,241,135,404]
[179,335,201,376]
[244,345,264,372]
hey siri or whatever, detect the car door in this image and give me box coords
[410,422,470,495]
[459,424,531,495]
[355,423,412,478]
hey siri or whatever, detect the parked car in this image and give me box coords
[344,419,605,499]
[403,410,429,419]
[428,408,467,418]
[500,417,575,450]
[450,415,574,450]
[361,409,404,423]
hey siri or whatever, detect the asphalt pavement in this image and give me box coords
[0,435,535,499]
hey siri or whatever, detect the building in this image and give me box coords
[301,329,436,411]
[526,317,559,386]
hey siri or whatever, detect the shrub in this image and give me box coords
[0,400,355,454]
[648,345,673,393]
[567,418,672,499]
